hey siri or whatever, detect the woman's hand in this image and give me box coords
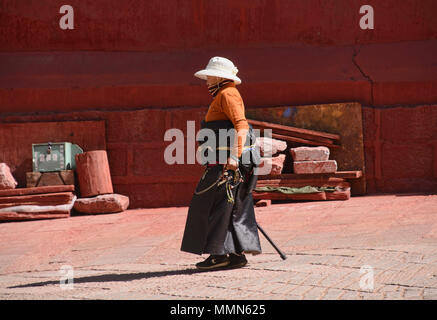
[225,157,239,171]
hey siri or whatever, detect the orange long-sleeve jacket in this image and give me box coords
[205,82,249,158]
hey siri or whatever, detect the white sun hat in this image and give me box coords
[194,56,242,85]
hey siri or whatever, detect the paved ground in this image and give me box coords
[0,193,436,300]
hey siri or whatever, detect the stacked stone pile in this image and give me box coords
[0,149,130,221]
[249,120,361,204]
[256,137,288,175]
[0,162,75,221]
[290,146,337,174]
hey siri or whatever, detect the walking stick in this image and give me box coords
[256,223,287,260]
[241,168,287,260]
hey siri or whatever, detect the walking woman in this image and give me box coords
[181,57,262,270]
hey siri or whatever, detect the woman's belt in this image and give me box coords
[197,144,256,161]
[215,145,256,152]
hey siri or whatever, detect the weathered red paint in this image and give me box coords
[1,40,436,112]
[1,0,436,51]
[363,105,437,194]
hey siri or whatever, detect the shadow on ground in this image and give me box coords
[8,268,207,289]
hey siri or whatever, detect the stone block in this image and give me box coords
[293,160,337,174]
[259,154,286,175]
[74,193,129,214]
[0,163,17,190]
[76,150,113,197]
[255,199,271,207]
[290,146,330,161]
[255,137,287,156]
[325,187,351,200]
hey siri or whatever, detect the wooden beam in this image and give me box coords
[270,132,341,149]
[253,191,327,201]
[248,119,341,141]
[258,171,363,180]
[256,180,350,189]
[251,124,335,145]
[253,187,351,201]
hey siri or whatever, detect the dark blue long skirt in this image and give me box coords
[180,164,262,256]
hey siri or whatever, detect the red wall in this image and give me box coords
[1,0,436,51]
[0,1,436,207]
[363,105,437,194]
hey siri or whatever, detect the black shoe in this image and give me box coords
[227,253,247,269]
[196,255,230,270]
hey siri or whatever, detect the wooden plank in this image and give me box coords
[0,185,75,197]
[256,180,350,189]
[270,132,341,149]
[248,119,341,141]
[258,171,363,180]
[26,170,75,188]
[251,124,336,145]
[256,177,346,185]
[253,188,351,201]
[253,191,327,201]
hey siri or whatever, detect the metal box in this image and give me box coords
[32,142,83,172]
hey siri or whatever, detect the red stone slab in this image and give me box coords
[0,185,75,197]
[0,211,70,222]
[255,137,287,157]
[0,192,74,205]
[258,154,286,175]
[290,146,330,161]
[74,194,129,214]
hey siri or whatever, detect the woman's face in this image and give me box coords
[206,76,221,87]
